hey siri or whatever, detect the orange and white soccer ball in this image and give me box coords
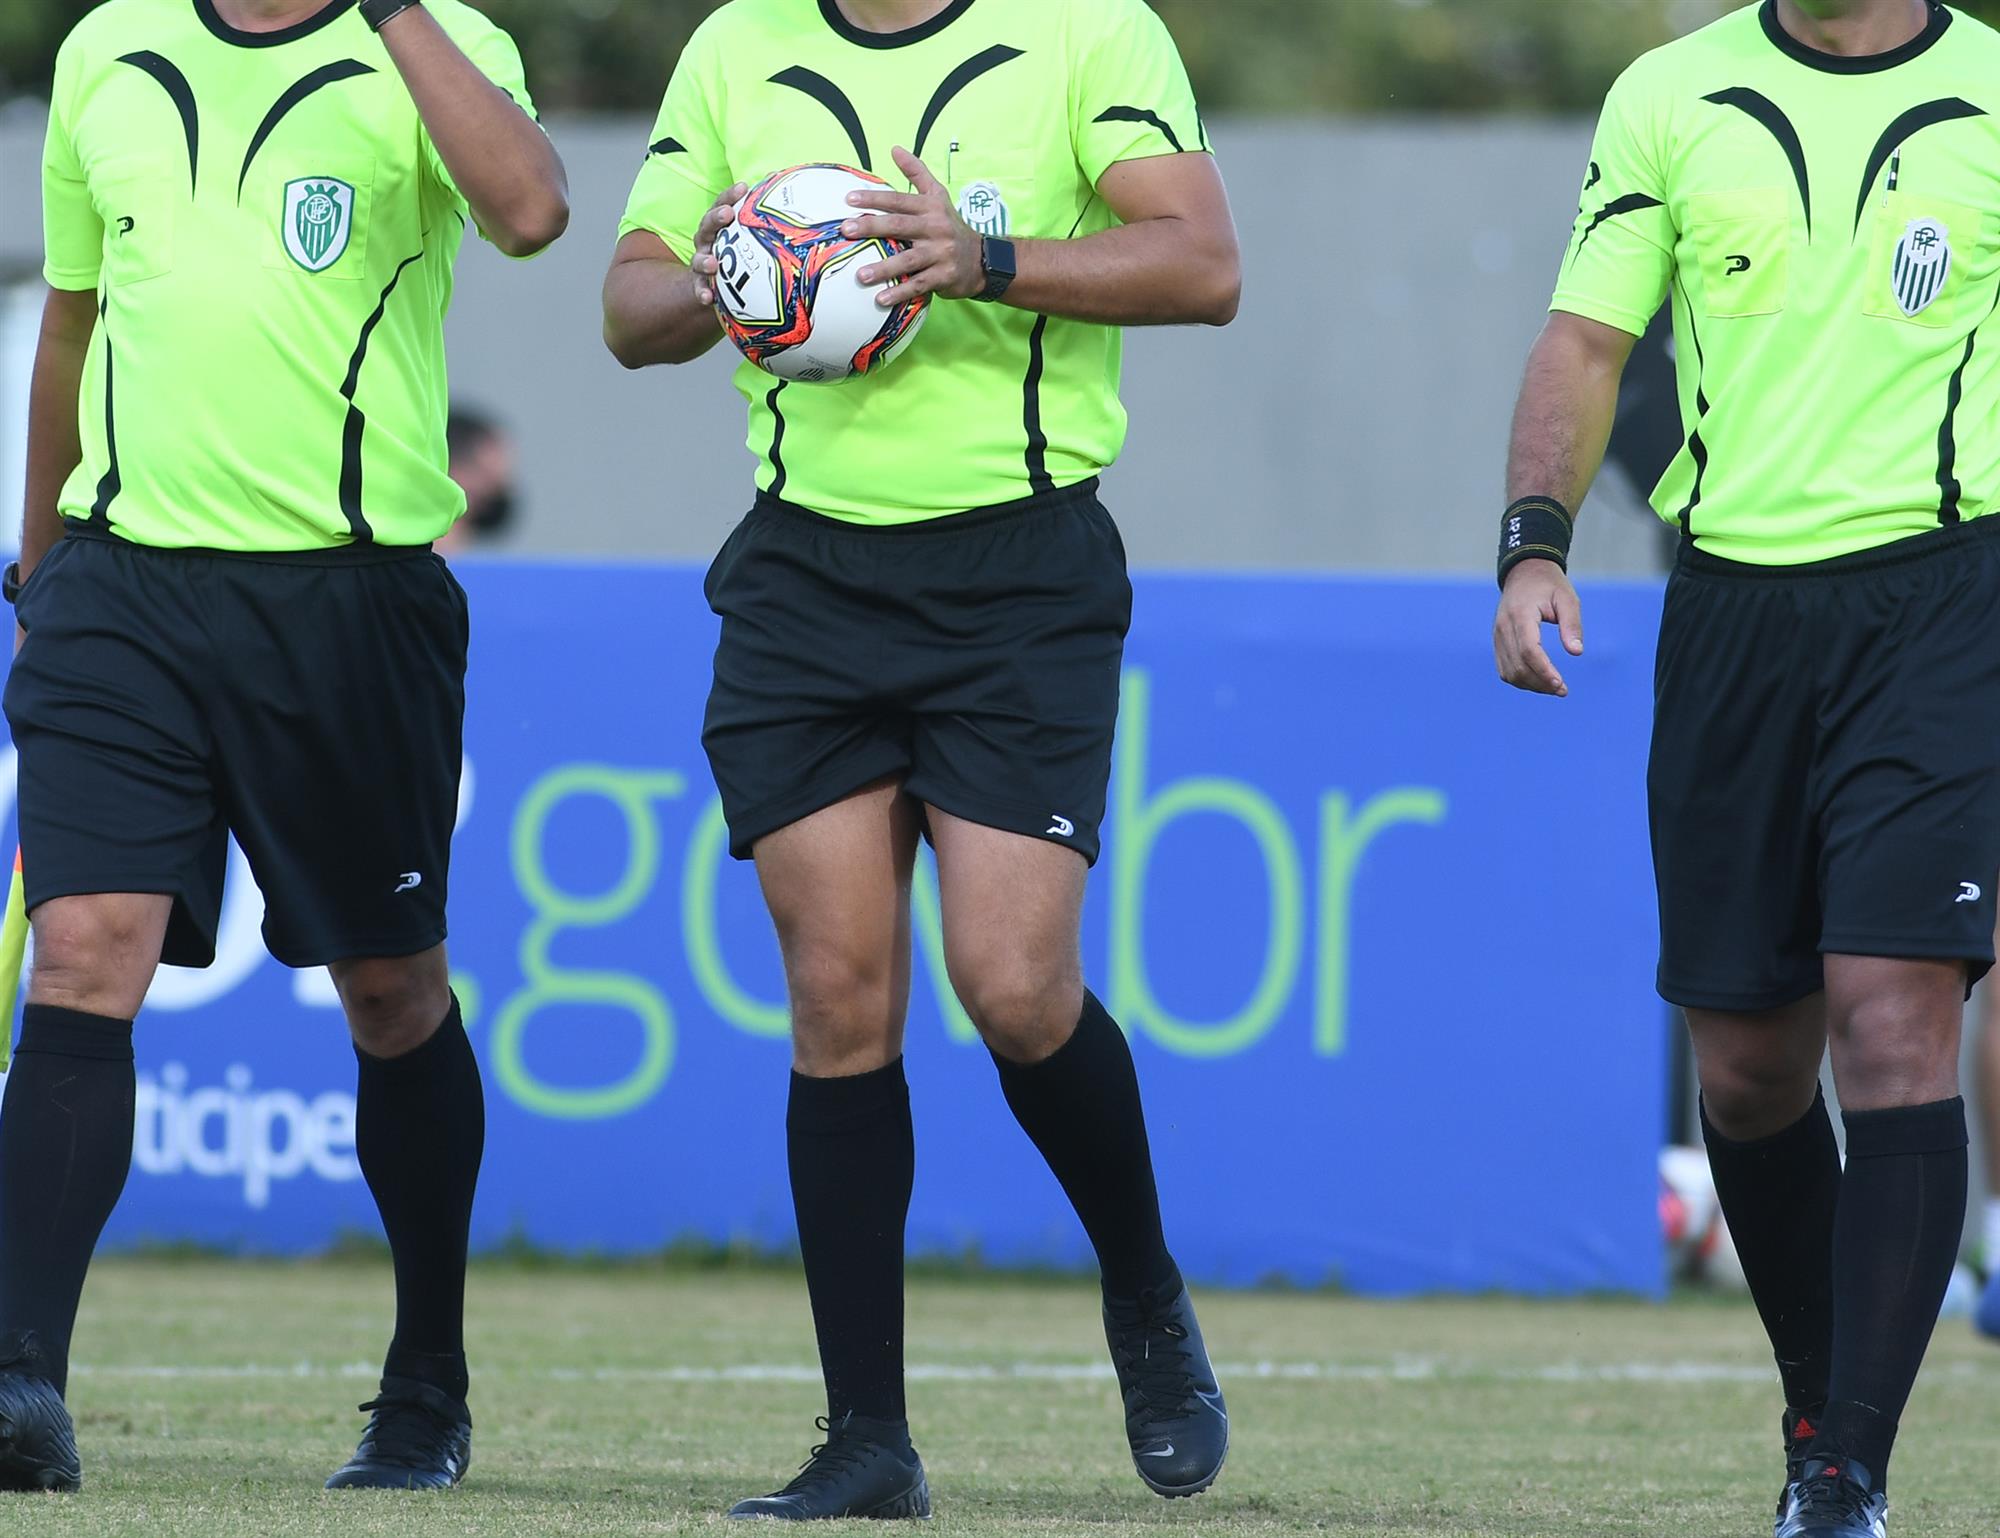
[712,164,932,384]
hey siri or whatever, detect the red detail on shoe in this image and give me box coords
[1793,1418,1816,1441]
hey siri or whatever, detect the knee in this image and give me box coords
[333,955,450,1058]
[1830,986,1961,1101]
[955,962,1082,1065]
[28,898,165,1017]
[1693,1023,1822,1139]
[786,946,902,1076]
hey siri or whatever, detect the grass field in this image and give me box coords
[6,1257,2000,1536]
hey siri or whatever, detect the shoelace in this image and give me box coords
[775,1418,879,1496]
[353,1394,459,1468]
[1790,1470,1875,1526]
[1108,1309,1200,1426]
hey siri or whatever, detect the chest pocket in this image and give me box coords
[1686,188,1792,319]
[941,147,1039,241]
[1862,191,1987,330]
[94,157,176,287]
[257,159,377,281]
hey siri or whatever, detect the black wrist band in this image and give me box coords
[1497,496,1574,588]
[360,0,421,31]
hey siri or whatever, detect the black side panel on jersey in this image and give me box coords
[338,252,427,543]
[88,297,120,527]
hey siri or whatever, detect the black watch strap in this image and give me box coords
[974,236,1017,303]
[360,0,422,31]
[3,563,24,607]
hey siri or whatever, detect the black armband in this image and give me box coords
[360,0,422,32]
[1497,496,1574,588]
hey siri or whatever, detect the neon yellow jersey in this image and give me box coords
[1553,0,2000,565]
[620,0,1208,524]
[42,0,536,552]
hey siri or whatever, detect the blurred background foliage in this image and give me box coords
[7,0,2000,111]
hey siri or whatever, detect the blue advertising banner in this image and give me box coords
[0,566,1671,1296]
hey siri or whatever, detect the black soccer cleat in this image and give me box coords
[1777,1456,1888,1538]
[325,1376,472,1491]
[1103,1278,1228,1498]
[1775,1407,1819,1534]
[728,1414,931,1521]
[0,1335,81,1494]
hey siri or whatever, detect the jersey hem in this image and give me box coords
[759,473,1105,528]
[1671,510,2000,572]
[63,520,438,566]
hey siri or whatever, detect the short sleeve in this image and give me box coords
[618,19,732,264]
[1550,64,1677,337]
[1068,0,1207,189]
[43,40,103,292]
[423,8,540,216]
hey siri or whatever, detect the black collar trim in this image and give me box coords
[194,0,358,48]
[1760,0,1950,74]
[818,0,976,49]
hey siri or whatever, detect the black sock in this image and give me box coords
[788,1059,913,1431]
[1700,1089,1840,1415]
[991,992,1177,1300]
[354,994,483,1404]
[1811,1096,1968,1483]
[0,1005,135,1396]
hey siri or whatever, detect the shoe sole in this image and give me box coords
[728,1474,932,1521]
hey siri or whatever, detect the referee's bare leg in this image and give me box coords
[1690,954,1968,1491]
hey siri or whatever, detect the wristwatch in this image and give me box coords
[2,563,22,607]
[359,0,423,32]
[973,236,1017,303]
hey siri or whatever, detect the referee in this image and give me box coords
[0,0,566,1495]
[1495,2,1998,1534]
[604,0,1240,1519]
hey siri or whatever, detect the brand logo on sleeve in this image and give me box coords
[282,178,356,273]
[957,180,1010,238]
[1893,217,1952,317]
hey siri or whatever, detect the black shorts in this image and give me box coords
[1649,517,2000,1011]
[702,480,1131,863]
[4,530,468,970]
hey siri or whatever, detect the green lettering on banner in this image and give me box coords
[1314,788,1448,1058]
[682,796,789,1038]
[1109,669,1305,1058]
[492,764,683,1119]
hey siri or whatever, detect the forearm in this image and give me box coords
[604,245,727,368]
[1003,216,1239,327]
[1504,316,1633,515]
[21,294,94,576]
[377,5,568,258]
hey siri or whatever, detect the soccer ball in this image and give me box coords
[711,164,931,384]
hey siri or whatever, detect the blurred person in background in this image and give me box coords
[0,0,565,1496]
[603,0,1239,1519]
[436,406,519,555]
[1494,1,2000,1534]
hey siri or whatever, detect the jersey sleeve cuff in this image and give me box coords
[617,215,697,267]
[42,263,101,292]
[1548,292,1652,339]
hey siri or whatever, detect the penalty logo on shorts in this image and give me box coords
[1892,217,1952,317]
[957,181,1010,238]
[283,178,355,273]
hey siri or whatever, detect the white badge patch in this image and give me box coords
[957,180,1010,238]
[283,177,356,273]
[1893,217,1952,317]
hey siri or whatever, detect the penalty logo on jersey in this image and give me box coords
[283,178,356,273]
[1893,217,1952,317]
[957,181,1010,238]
